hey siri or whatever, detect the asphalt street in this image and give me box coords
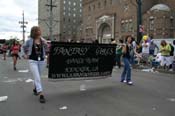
[0,54,175,116]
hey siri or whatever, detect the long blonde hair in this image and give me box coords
[30,26,41,39]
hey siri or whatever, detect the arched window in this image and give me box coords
[104,0,107,7]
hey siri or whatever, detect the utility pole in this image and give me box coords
[136,0,142,43]
[45,0,57,41]
[19,11,28,43]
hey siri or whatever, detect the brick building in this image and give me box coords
[82,0,175,43]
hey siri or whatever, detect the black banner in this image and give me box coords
[48,42,116,80]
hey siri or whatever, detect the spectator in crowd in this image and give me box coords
[130,37,137,66]
[160,40,171,70]
[2,43,8,60]
[116,39,123,68]
[149,40,159,56]
[141,35,150,65]
[169,43,174,70]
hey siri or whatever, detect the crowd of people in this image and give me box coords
[114,35,175,71]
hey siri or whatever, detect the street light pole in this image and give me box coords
[136,0,142,43]
[46,0,57,41]
[19,11,28,43]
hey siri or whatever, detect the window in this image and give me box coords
[63,18,66,22]
[170,16,174,37]
[98,2,101,8]
[121,23,125,32]
[170,16,174,28]
[149,17,154,30]
[63,1,66,4]
[89,6,91,11]
[110,0,113,5]
[73,2,76,6]
[93,4,95,10]
[104,0,107,7]
[129,21,133,32]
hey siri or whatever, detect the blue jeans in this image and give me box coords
[130,55,135,65]
[149,50,154,55]
[121,58,131,81]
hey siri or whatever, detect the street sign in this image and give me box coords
[49,42,116,80]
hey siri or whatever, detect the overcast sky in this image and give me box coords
[0,0,38,40]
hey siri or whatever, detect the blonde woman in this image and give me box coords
[23,26,48,103]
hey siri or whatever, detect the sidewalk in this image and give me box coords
[132,64,175,74]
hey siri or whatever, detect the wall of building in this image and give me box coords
[38,0,82,41]
[82,0,175,43]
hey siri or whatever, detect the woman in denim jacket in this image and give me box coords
[22,26,48,103]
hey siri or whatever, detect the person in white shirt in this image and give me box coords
[141,35,150,64]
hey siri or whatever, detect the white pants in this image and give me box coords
[29,60,45,93]
[161,56,171,67]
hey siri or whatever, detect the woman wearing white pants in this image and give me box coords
[160,40,171,69]
[23,26,48,103]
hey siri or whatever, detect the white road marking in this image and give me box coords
[0,96,8,102]
[18,70,29,73]
[59,106,68,110]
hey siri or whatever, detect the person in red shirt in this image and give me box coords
[11,41,20,70]
[2,43,8,60]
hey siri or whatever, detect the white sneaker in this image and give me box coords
[123,80,127,83]
[127,81,133,85]
[121,80,127,83]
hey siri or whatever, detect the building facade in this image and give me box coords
[38,0,83,41]
[82,0,175,43]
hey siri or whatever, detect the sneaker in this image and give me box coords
[127,81,133,85]
[33,88,39,96]
[39,95,46,103]
[121,80,127,83]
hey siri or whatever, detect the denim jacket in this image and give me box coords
[22,37,48,58]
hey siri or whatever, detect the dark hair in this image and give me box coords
[12,40,17,46]
[125,35,132,43]
[94,39,99,44]
[119,39,123,43]
[160,40,167,46]
[173,40,175,45]
[30,26,41,39]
